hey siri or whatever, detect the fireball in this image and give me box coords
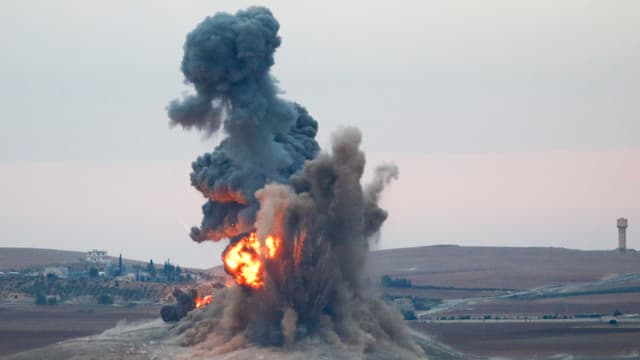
[195,294,213,308]
[222,232,281,289]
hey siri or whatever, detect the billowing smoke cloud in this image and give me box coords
[168,6,319,241]
[173,129,419,357]
[169,6,423,359]
[160,288,197,322]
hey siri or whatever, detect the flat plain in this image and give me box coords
[0,304,159,357]
[412,321,640,359]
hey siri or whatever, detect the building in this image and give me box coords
[115,273,136,282]
[393,297,415,312]
[86,249,108,264]
[617,218,628,251]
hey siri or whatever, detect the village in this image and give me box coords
[0,249,219,306]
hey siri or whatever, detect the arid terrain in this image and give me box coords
[0,248,87,270]
[412,321,640,359]
[0,248,148,272]
[0,303,159,356]
[369,245,640,290]
[371,245,640,359]
[2,245,640,359]
[0,247,212,358]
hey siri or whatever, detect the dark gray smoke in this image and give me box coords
[160,288,197,322]
[169,6,423,359]
[172,129,419,357]
[168,6,319,241]
[252,128,415,354]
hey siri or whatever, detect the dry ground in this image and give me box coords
[436,293,640,317]
[0,248,86,271]
[0,303,159,357]
[0,248,151,272]
[411,321,640,358]
[369,245,640,290]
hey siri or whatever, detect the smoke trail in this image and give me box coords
[168,6,319,242]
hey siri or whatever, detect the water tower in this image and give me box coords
[617,217,628,251]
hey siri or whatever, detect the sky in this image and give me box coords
[0,0,638,268]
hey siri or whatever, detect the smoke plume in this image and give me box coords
[168,6,319,241]
[168,6,423,359]
[160,288,197,322]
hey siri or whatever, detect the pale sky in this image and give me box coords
[1,1,638,268]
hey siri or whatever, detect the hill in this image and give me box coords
[0,248,147,271]
[4,245,639,290]
[368,245,640,290]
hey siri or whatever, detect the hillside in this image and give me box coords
[368,245,640,290]
[2,245,640,359]
[0,248,147,271]
[4,246,639,290]
[0,248,86,270]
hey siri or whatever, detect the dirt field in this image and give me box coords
[0,303,160,357]
[382,286,506,300]
[412,321,640,358]
[369,246,640,290]
[437,293,640,317]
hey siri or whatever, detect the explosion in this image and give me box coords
[168,6,425,359]
[161,288,212,323]
[195,295,213,309]
[222,232,281,288]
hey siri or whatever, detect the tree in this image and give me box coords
[35,293,47,306]
[89,267,99,278]
[97,294,113,305]
[402,310,417,320]
[147,260,156,279]
[163,259,176,282]
[118,254,123,276]
[381,275,412,288]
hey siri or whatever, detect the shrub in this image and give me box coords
[381,275,412,288]
[35,293,47,306]
[97,294,113,305]
[402,310,417,320]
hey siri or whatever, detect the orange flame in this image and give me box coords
[205,185,248,204]
[265,235,280,258]
[195,294,213,308]
[222,232,281,289]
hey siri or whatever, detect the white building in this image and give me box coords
[86,249,108,264]
[393,297,415,312]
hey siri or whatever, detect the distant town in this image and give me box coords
[0,249,224,306]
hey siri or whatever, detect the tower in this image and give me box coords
[617,217,628,251]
